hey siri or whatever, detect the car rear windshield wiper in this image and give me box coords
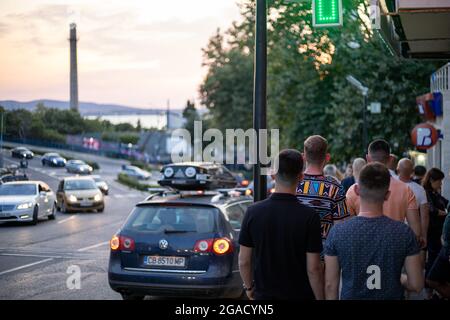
[163,229,195,234]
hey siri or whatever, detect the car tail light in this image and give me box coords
[110,235,135,251]
[194,238,232,255]
[241,180,249,187]
[110,235,120,250]
[213,238,232,255]
[194,239,213,253]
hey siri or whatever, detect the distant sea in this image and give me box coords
[85,113,184,130]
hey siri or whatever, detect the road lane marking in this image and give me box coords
[77,241,109,252]
[0,253,65,259]
[0,258,53,276]
[57,216,76,224]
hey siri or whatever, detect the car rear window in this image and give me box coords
[124,205,218,233]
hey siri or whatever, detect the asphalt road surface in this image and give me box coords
[0,150,149,299]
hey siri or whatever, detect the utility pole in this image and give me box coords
[69,23,79,112]
[253,0,267,202]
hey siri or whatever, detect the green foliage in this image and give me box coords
[1,103,141,145]
[199,0,442,162]
[182,99,199,142]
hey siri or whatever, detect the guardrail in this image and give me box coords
[431,63,450,93]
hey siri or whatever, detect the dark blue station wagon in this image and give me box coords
[108,190,252,300]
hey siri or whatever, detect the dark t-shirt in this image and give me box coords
[239,193,322,300]
[324,216,420,300]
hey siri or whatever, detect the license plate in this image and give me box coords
[80,201,92,207]
[172,180,187,184]
[144,256,186,267]
[196,174,208,180]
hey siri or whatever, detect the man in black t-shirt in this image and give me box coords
[238,149,324,300]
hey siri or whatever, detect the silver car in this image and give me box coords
[0,181,57,225]
[66,160,93,174]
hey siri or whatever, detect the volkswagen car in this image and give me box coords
[66,160,93,175]
[108,190,252,300]
[0,181,56,225]
[158,162,237,190]
[41,153,66,167]
[56,177,104,213]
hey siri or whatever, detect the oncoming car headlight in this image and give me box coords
[185,167,196,178]
[163,167,174,178]
[17,202,33,210]
[67,195,77,203]
[94,194,102,202]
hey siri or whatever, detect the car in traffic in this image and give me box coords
[108,189,252,300]
[11,147,34,159]
[158,162,237,190]
[245,175,276,197]
[121,165,151,181]
[56,177,104,213]
[66,160,93,175]
[41,153,66,167]
[0,181,56,225]
[91,175,109,195]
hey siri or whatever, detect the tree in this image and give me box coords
[199,0,440,163]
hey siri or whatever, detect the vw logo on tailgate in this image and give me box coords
[159,239,169,250]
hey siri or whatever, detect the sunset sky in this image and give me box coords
[0,0,243,109]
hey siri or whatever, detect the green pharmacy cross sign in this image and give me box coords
[312,0,343,27]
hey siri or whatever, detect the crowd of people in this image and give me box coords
[238,135,450,300]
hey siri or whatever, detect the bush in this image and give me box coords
[117,173,159,191]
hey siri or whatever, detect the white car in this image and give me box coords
[0,181,57,225]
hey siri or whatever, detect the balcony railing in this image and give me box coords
[431,63,450,93]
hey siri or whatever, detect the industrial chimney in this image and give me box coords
[69,23,79,112]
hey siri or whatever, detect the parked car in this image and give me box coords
[56,177,104,213]
[121,165,151,181]
[0,181,56,224]
[91,175,109,195]
[11,147,34,159]
[66,160,93,175]
[158,162,237,190]
[108,189,252,300]
[42,153,66,167]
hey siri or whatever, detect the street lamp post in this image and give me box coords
[346,75,369,154]
[253,0,267,202]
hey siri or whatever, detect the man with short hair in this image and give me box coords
[397,158,429,251]
[413,165,427,185]
[296,135,350,248]
[346,139,422,240]
[239,149,324,300]
[341,158,366,192]
[325,163,424,300]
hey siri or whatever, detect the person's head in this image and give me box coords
[414,165,426,179]
[388,154,398,171]
[345,164,353,177]
[271,149,304,189]
[367,139,391,165]
[397,158,414,180]
[323,164,337,178]
[303,135,330,168]
[422,168,445,192]
[355,163,391,204]
[352,158,366,182]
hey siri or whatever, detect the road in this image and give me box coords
[0,150,149,299]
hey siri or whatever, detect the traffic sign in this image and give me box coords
[312,0,343,27]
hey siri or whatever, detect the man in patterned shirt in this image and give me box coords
[296,135,350,247]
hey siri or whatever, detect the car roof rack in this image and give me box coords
[145,187,248,202]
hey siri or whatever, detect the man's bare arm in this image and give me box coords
[402,254,424,293]
[306,252,324,300]
[238,245,254,300]
[324,255,340,300]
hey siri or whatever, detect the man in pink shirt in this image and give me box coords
[346,140,422,243]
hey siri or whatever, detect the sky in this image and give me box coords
[0,0,243,109]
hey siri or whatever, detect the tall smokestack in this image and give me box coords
[69,23,79,111]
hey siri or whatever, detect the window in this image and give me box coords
[125,205,218,233]
[224,204,245,231]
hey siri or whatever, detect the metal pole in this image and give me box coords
[362,94,368,155]
[0,111,3,168]
[253,0,267,202]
